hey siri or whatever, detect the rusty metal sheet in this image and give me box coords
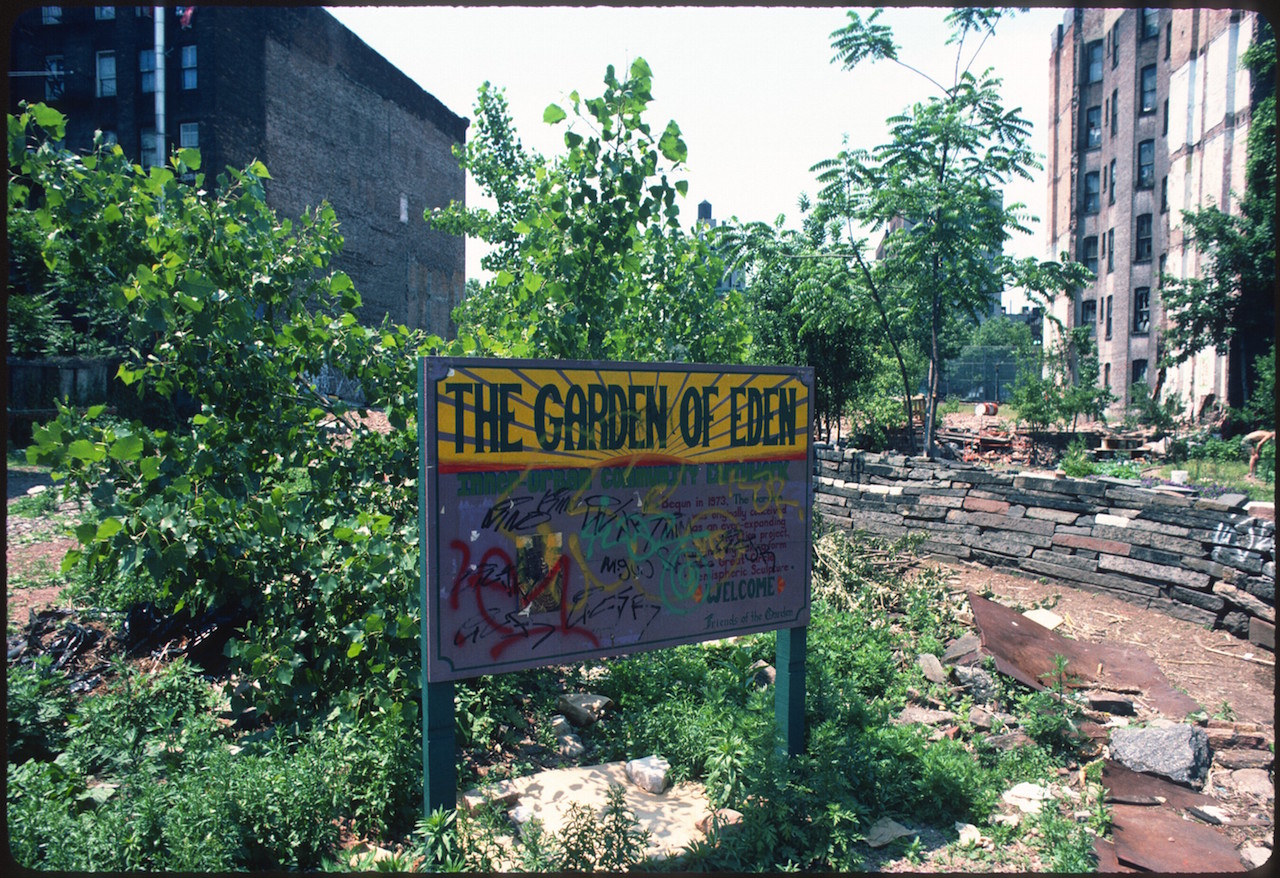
[1102,759,1216,810]
[1092,838,1135,873]
[967,593,1201,718]
[1110,803,1247,872]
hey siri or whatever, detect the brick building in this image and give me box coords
[1044,7,1262,417]
[9,5,468,336]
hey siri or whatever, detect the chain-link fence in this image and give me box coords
[938,348,1027,403]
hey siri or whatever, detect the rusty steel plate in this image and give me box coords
[1102,759,1216,810]
[967,592,1201,718]
[1109,803,1247,872]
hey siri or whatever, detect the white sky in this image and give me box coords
[326,5,1071,311]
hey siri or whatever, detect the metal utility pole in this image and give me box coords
[154,7,165,169]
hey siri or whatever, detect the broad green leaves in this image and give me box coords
[12,104,451,726]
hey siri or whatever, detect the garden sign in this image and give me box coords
[418,358,814,811]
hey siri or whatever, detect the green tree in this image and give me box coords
[1160,17,1275,414]
[8,106,138,357]
[430,60,749,364]
[813,8,1090,455]
[14,103,463,728]
[719,214,882,442]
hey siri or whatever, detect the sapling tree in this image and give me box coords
[429,59,749,364]
[13,103,466,726]
[811,8,1090,455]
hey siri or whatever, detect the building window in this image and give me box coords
[44,55,65,100]
[1162,98,1169,136]
[1158,253,1167,288]
[1142,9,1159,39]
[1086,41,1103,83]
[1105,295,1113,339]
[178,122,198,149]
[140,50,156,93]
[1085,106,1102,149]
[41,7,62,25]
[1165,22,1172,60]
[181,45,197,90]
[1108,158,1117,204]
[1132,359,1148,386]
[1104,362,1112,389]
[1082,236,1099,276]
[1111,88,1119,135]
[95,6,115,20]
[1133,288,1151,334]
[96,51,117,98]
[1137,140,1155,189]
[140,129,157,169]
[1107,228,1115,272]
[1161,176,1168,213]
[1111,21,1121,68]
[1082,299,1098,330]
[1135,214,1153,262]
[1084,171,1100,214]
[1141,65,1158,113]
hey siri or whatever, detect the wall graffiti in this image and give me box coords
[421,358,814,682]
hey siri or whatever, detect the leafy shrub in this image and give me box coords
[1059,438,1096,477]
[7,656,74,762]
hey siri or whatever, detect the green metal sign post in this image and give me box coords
[774,625,807,755]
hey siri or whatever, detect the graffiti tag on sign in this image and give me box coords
[420,358,814,682]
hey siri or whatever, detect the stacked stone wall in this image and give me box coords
[814,447,1276,646]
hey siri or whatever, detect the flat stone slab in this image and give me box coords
[474,761,710,860]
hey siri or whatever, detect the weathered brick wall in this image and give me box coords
[815,447,1276,645]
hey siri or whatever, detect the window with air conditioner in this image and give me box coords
[1133,287,1150,334]
[1086,106,1102,149]
[1140,65,1157,113]
[1137,140,1155,189]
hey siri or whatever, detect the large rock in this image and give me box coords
[917,653,948,684]
[1109,724,1211,786]
[556,693,613,727]
[626,755,671,794]
[952,664,998,703]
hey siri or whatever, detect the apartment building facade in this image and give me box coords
[9,5,468,336]
[1044,7,1260,418]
